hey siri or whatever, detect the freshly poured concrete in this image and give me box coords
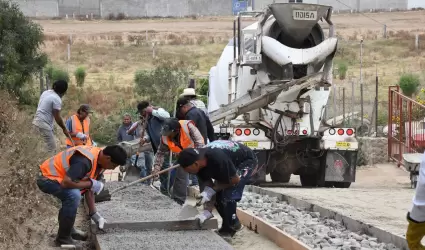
[98,182,192,222]
[97,229,234,250]
[94,182,233,250]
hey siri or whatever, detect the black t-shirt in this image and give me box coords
[197,141,254,184]
[66,152,93,181]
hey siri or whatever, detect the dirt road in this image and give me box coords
[36,10,425,37]
[266,163,414,237]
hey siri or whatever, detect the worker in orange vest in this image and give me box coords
[65,104,93,148]
[152,118,205,205]
[36,145,127,247]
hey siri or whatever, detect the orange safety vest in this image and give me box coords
[161,120,199,153]
[66,114,92,146]
[39,146,102,184]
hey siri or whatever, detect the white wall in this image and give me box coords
[408,0,425,9]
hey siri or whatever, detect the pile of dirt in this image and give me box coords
[0,91,58,249]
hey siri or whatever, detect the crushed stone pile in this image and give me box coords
[239,192,401,250]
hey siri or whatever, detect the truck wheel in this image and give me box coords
[270,171,291,183]
[300,174,318,187]
[333,182,351,188]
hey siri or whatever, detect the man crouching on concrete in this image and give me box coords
[177,140,258,238]
[36,145,127,247]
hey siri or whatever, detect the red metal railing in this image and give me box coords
[388,86,425,167]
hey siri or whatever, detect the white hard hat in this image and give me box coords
[180,88,196,97]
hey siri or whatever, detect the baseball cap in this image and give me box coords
[79,104,93,113]
[161,118,180,136]
[177,148,207,168]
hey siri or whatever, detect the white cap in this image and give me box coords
[180,88,196,97]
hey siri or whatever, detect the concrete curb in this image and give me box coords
[187,186,310,250]
[246,185,409,250]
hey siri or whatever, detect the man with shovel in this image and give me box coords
[177,140,258,238]
[152,118,205,205]
[36,145,127,247]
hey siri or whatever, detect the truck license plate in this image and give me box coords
[243,54,262,64]
[243,141,258,148]
[293,10,317,20]
[336,141,350,148]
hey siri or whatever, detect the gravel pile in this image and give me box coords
[239,192,401,250]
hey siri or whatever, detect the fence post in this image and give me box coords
[342,87,346,126]
[360,83,364,131]
[332,84,336,125]
[45,75,50,90]
[39,70,44,95]
[415,34,419,50]
[383,24,387,38]
[375,67,379,136]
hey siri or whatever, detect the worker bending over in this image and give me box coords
[152,118,205,205]
[406,153,425,250]
[177,140,258,238]
[65,104,93,147]
[37,145,127,247]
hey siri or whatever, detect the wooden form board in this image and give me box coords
[187,186,311,250]
[90,218,218,233]
[237,209,310,250]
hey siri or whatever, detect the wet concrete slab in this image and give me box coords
[93,181,232,250]
[96,229,234,250]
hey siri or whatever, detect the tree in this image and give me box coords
[134,57,198,111]
[0,0,47,96]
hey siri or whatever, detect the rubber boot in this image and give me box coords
[406,213,425,250]
[55,216,81,248]
[71,227,88,241]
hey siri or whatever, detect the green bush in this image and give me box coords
[337,62,348,80]
[45,64,69,83]
[134,57,197,111]
[74,66,87,87]
[0,0,47,101]
[398,73,420,97]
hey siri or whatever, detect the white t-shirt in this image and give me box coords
[411,152,425,221]
[32,90,62,130]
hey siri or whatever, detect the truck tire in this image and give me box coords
[270,171,291,183]
[333,182,351,188]
[300,174,318,187]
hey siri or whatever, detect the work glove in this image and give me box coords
[76,132,87,140]
[91,212,106,230]
[151,165,161,181]
[196,210,214,226]
[196,186,216,207]
[90,178,104,195]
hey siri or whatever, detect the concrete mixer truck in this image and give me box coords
[207,3,358,188]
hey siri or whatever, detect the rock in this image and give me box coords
[330,238,344,246]
[360,239,370,247]
[311,212,320,218]
[350,233,364,241]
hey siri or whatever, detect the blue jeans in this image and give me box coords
[190,174,199,186]
[36,176,81,220]
[130,152,154,182]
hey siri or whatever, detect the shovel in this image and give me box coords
[110,164,180,195]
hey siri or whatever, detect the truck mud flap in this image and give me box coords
[324,150,357,182]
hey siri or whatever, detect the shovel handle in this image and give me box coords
[110,164,180,195]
